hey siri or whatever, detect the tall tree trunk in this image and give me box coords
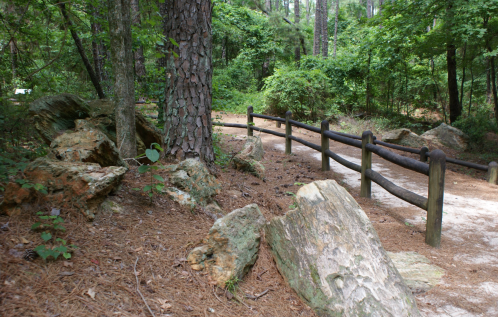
[156,0,168,127]
[490,56,498,119]
[487,56,492,104]
[469,61,474,116]
[266,0,272,12]
[275,0,280,11]
[333,0,339,57]
[285,0,290,16]
[294,0,301,64]
[163,0,215,165]
[378,0,384,15]
[131,0,146,79]
[365,51,372,114]
[459,43,466,109]
[59,3,105,99]
[321,0,328,58]
[108,0,137,159]
[366,0,373,18]
[9,40,17,80]
[90,5,110,94]
[313,0,322,56]
[447,44,460,123]
[306,0,310,23]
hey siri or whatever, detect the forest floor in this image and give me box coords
[0,112,497,317]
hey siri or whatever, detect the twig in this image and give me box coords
[123,158,143,166]
[232,293,252,310]
[256,269,268,280]
[134,257,156,317]
[245,289,270,300]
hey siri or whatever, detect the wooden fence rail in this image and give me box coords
[213,107,495,248]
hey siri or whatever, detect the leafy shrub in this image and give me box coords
[263,67,331,121]
[133,143,165,203]
[453,111,498,145]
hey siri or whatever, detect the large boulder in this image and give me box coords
[50,120,127,167]
[167,159,221,205]
[187,204,266,287]
[0,157,126,220]
[29,94,91,144]
[388,251,445,295]
[233,136,265,179]
[382,128,427,148]
[421,123,469,151]
[266,180,420,317]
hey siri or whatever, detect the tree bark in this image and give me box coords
[321,0,328,58]
[131,0,146,79]
[9,40,17,80]
[447,44,461,123]
[333,0,339,57]
[313,0,322,56]
[306,0,310,23]
[459,43,466,109]
[108,0,137,159]
[366,0,373,18]
[90,5,111,95]
[285,0,290,16]
[487,56,492,104]
[163,0,215,165]
[490,56,498,119]
[59,3,105,99]
[266,0,272,12]
[294,0,301,64]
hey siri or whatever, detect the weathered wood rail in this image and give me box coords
[214,107,498,248]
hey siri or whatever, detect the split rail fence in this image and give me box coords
[213,106,498,249]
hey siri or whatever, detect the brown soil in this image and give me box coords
[1,112,497,316]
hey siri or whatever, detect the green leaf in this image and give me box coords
[132,188,141,191]
[151,143,163,152]
[54,246,68,253]
[138,165,151,173]
[145,149,160,162]
[31,222,42,230]
[36,211,44,215]
[172,50,179,58]
[148,192,153,197]
[63,252,72,259]
[54,224,66,231]
[153,174,165,182]
[143,185,152,192]
[22,183,33,189]
[169,37,179,47]
[156,183,165,191]
[41,232,52,242]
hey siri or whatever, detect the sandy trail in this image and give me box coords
[215,112,498,317]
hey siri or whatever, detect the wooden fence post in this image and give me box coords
[247,106,253,137]
[321,120,330,171]
[285,111,292,155]
[420,146,429,162]
[361,131,373,198]
[426,149,446,248]
[276,121,281,128]
[488,162,498,185]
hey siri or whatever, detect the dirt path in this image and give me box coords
[215,112,498,317]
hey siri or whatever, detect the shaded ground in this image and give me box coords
[0,111,497,316]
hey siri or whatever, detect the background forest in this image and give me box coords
[1,0,498,174]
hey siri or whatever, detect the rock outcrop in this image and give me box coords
[382,128,427,148]
[187,204,266,287]
[50,120,126,167]
[0,157,126,220]
[167,159,221,205]
[233,136,265,179]
[266,180,420,317]
[421,123,469,151]
[388,251,445,295]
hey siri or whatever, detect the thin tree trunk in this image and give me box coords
[365,51,372,114]
[294,0,301,64]
[9,40,17,80]
[163,0,215,165]
[459,43,466,109]
[490,56,498,119]
[108,0,137,158]
[447,44,460,123]
[378,0,384,15]
[59,3,105,99]
[156,0,167,127]
[469,61,474,116]
[306,0,310,23]
[333,0,339,57]
[285,0,290,16]
[366,0,373,18]
[313,0,322,56]
[131,0,146,79]
[275,0,280,11]
[266,0,271,12]
[89,5,110,94]
[487,56,492,104]
[321,0,328,58]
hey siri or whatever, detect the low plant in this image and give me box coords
[31,212,77,261]
[225,275,241,294]
[133,143,165,203]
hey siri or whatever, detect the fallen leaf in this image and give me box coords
[156,298,172,310]
[63,261,73,267]
[91,259,99,265]
[134,247,143,252]
[20,237,29,244]
[87,288,96,300]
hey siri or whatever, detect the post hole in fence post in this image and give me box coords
[285,111,292,155]
[247,106,253,137]
[426,149,446,248]
[488,162,498,185]
[420,146,429,162]
[361,131,373,198]
[321,120,330,171]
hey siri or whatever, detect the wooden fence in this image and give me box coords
[213,106,498,248]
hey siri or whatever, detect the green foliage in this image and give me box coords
[453,111,498,146]
[133,143,165,203]
[31,212,77,261]
[225,275,240,293]
[212,131,233,169]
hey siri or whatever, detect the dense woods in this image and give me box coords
[1,0,498,176]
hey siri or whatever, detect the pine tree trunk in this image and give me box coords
[306,0,310,23]
[459,43,466,109]
[487,57,492,104]
[131,0,147,79]
[333,0,339,57]
[313,0,322,56]
[163,0,215,165]
[108,0,137,159]
[294,0,301,64]
[321,0,328,58]
[447,44,461,123]
[90,5,110,94]
[59,3,105,99]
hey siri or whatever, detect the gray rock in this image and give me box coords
[241,136,264,161]
[232,136,265,179]
[382,128,427,148]
[388,251,445,295]
[162,187,196,209]
[266,180,420,317]
[167,159,220,205]
[50,120,127,167]
[421,123,469,151]
[187,204,266,287]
